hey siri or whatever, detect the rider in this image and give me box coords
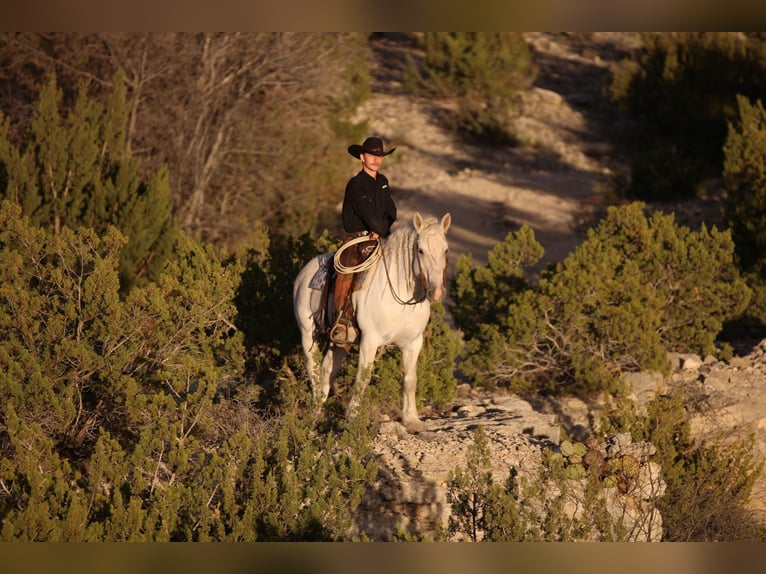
[330,136,397,345]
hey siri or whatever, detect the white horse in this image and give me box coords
[293,212,451,432]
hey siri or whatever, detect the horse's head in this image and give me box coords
[413,212,451,302]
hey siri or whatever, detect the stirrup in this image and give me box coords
[330,320,349,345]
[330,315,358,347]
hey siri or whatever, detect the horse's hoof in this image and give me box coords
[403,419,426,434]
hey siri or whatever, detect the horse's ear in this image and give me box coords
[413,212,424,232]
[441,213,452,233]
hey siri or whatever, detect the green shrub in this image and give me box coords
[235,230,339,389]
[450,225,543,343]
[740,272,766,326]
[611,32,766,201]
[723,95,766,325]
[446,426,494,541]
[599,389,766,542]
[219,367,378,542]
[0,204,378,540]
[451,203,750,396]
[407,32,536,144]
[0,73,177,293]
[446,427,626,541]
[723,94,766,271]
[583,202,750,357]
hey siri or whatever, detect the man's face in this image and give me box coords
[360,152,384,175]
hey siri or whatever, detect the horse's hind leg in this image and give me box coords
[318,344,347,404]
[297,319,344,406]
[300,331,325,403]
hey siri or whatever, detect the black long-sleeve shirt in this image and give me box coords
[341,170,397,237]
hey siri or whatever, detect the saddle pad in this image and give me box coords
[309,253,334,290]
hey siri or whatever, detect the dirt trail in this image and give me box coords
[351,32,641,273]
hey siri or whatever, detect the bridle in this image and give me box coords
[380,236,446,306]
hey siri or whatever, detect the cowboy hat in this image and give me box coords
[348,136,396,159]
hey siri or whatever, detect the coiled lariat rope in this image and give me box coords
[333,235,382,274]
[333,233,427,306]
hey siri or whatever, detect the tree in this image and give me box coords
[0,32,371,251]
[724,95,766,271]
[0,73,176,292]
[449,225,543,343]
[578,203,750,357]
[447,426,494,541]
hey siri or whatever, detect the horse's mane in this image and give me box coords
[381,216,439,293]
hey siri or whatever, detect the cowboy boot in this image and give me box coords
[330,272,354,345]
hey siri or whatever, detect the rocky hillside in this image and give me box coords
[353,391,665,541]
[351,33,766,541]
[355,341,766,541]
[354,32,642,271]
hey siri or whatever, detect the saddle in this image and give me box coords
[311,238,376,349]
[328,270,361,348]
[309,255,360,348]
[328,238,377,347]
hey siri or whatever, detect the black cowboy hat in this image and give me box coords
[348,136,396,159]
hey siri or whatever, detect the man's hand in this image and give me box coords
[369,232,380,240]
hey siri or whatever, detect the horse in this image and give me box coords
[293,212,451,432]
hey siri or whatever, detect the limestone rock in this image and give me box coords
[350,336,766,540]
[352,394,663,541]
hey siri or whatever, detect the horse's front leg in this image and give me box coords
[346,335,378,421]
[401,335,425,432]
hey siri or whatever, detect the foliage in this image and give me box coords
[580,203,750,356]
[448,226,546,392]
[0,32,371,253]
[0,73,176,292]
[0,204,378,540]
[446,426,494,541]
[610,32,766,201]
[450,225,543,343]
[212,368,378,542]
[446,427,626,541]
[724,95,766,271]
[723,95,766,324]
[407,32,536,144]
[451,203,750,396]
[599,388,766,542]
[235,230,339,388]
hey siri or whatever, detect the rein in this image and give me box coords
[380,239,428,306]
